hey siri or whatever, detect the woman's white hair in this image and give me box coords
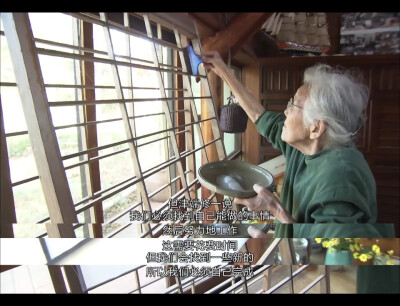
[302,63,370,149]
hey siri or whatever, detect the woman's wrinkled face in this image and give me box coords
[281,85,310,147]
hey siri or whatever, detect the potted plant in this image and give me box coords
[315,238,396,265]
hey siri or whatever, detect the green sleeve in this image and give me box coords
[309,201,365,223]
[293,223,396,238]
[357,266,400,293]
[255,111,291,156]
[305,185,376,224]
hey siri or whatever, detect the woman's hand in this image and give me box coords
[201,51,228,77]
[234,184,295,224]
[247,225,268,238]
[201,50,265,122]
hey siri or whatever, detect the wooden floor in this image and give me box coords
[261,265,357,294]
[243,250,357,294]
[1,263,357,294]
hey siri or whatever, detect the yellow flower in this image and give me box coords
[329,248,335,253]
[349,245,355,252]
[247,219,259,224]
[386,260,395,265]
[359,254,368,262]
[326,241,331,248]
[322,241,329,248]
[315,238,322,243]
[353,252,359,259]
[331,238,340,246]
[388,250,394,256]
[372,245,381,255]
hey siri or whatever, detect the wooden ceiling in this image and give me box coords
[150,12,272,63]
[150,12,342,65]
[189,14,270,51]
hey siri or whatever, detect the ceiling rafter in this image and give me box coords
[190,13,273,59]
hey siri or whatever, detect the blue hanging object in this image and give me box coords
[186,45,202,76]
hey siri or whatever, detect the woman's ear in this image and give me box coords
[309,120,327,140]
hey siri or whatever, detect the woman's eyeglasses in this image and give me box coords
[286,98,303,111]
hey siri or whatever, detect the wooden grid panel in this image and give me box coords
[2,13,77,238]
[1,12,227,238]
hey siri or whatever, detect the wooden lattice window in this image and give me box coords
[1,12,226,238]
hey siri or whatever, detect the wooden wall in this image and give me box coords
[242,54,400,235]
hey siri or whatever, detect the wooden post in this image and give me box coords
[319,265,331,293]
[175,53,186,191]
[100,13,155,237]
[142,14,191,202]
[200,71,224,206]
[190,13,271,200]
[241,64,261,165]
[2,13,77,237]
[47,265,68,293]
[80,20,104,237]
[0,97,16,237]
[199,13,272,58]
[124,12,144,236]
[63,265,85,293]
[279,238,297,264]
[174,33,210,198]
[326,13,342,55]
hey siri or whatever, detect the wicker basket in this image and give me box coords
[219,99,248,133]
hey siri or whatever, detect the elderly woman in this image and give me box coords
[202,51,377,237]
[201,51,399,294]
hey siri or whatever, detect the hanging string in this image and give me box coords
[225,13,234,99]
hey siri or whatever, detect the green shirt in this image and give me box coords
[256,111,399,294]
[255,111,378,238]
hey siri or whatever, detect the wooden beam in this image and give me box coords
[241,63,261,165]
[45,224,76,238]
[81,20,104,237]
[319,265,331,293]
[188,13,224,33]
[0,265,19,273]
[47,265,68,293]
[175,53,186,178]
[278,239,297,264]
[200,13,273,58]
[192,39,226,161]
[148,13,197,39]
[174,32,211,203]
[174,51,198,197]
[0,97,16,237]
[200,70,224,206]
[63,265,85,293]
[201,71,223,163]
[143,14,191,203]
[100,13,154,237]
[175,36,196,199]
[184,84,196,199]
[125,13,144,236]
[188,12,223,45]
[326,13,342,55]
[2,13,77,235]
